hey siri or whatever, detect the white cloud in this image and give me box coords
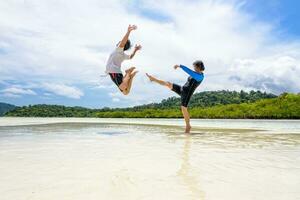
[229,54,300,94]
[1,86,36,98]
[0,0,299,106]
[42,83,84,99]
[2,93,21,98]
[0,83,84,100]
[43,92,52,96]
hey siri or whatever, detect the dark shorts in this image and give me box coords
[109,73,123,90]
[171,84,192,107]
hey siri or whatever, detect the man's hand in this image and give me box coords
[174,64,180,70]
[130,44,142,59]
[128,24,137,32]
[120,25,137,48]
[134,44,142,51]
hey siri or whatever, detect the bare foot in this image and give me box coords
[185,125,191,133]
[146,73,155,81]
[130,70,139,78]
[125,67,136,74]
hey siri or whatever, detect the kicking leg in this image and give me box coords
[122,70,138,95]
[146,73,172,89]
[181,106,191,133]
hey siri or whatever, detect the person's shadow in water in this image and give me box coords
[177,135,206,200]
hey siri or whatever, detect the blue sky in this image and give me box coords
[242,0,300,38]
[0,0,299,108]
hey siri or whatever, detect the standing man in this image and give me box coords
[146,61,205,133]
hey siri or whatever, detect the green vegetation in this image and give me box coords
[133,90,277,109]
[5,91,300,119]
[190,93,300,119]
[0,103,16,116]
[5,105,97,118]
[95,93,300,119]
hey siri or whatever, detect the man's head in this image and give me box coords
[193,60,205,72]
[124,40,131,51]
[116,40,132,51]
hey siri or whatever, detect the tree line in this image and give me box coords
[5,90,299,119]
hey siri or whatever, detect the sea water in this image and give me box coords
[0,118,300,200]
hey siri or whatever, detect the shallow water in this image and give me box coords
[0,118,300,200]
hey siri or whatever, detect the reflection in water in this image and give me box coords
[177,135,205,200]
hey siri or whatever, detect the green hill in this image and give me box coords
[5,105,95,118]
[0,103,16,116]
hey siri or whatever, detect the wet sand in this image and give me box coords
[0,118,299,200]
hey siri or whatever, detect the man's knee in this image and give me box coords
[122,90,129,95]
[119,84,127,91]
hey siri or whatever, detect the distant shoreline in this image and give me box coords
[2,116,300,120]
[1,117,300,134]
[2,92,300,119]
[5,94,300,119]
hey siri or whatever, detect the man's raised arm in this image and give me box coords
[174,64,204,82]
[119,24,137,48]
[129,44,142,59]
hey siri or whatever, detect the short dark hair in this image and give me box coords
[124,40,131,51]
[193,60,205,71]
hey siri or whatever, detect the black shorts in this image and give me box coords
[171,84,192,107]
[109,73,123,90]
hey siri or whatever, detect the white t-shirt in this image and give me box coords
[105,47,130,74]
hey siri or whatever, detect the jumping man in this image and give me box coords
[105,24,142,95]
[146,61,205,133]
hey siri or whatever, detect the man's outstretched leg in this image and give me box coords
[146,73,172,89]
[181,106,191,133]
